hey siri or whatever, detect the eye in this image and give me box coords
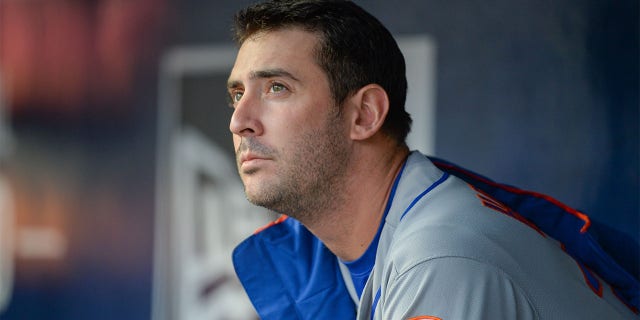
[230,90,244,103]
[269,82,287,93]
[226,90,243,109]
[233,91,244,102]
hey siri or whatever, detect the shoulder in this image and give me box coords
[376,178,638,319]
[380,255,538,320]
[385,174,541,276]
[377,203,543,319]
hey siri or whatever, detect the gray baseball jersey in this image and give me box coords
[341,152,637,319]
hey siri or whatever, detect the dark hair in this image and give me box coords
[233,0,412,145]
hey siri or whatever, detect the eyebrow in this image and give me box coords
[227,68,300,89]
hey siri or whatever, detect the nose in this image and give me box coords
[229,93,264,137]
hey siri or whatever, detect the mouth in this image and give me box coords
[239,153,271,170]
[241,153,264,163]
[236,138,274,172]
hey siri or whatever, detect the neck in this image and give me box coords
[303,144,410,261]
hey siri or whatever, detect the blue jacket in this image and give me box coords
[232,156,639,319]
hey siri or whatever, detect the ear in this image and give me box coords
[347,84,390,141]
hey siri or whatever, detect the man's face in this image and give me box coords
[227,28,350,219]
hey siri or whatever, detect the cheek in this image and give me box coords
[264,111,297,138]
[280,107,316,131]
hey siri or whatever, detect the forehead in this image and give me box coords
[229,28,324,82]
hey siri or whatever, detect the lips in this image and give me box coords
[240,153,267,164]
[238,153,273,171]
[236,138,274,169]
[238,154,271,175]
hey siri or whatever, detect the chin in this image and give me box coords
[245,194,275,211]
[243,183,268,204]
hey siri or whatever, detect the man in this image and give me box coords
[227,1,639,319]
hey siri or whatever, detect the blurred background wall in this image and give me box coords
[0,0,637,319]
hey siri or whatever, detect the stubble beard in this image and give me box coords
[237,112,350,226]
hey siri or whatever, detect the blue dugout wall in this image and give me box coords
[0,0,637,319]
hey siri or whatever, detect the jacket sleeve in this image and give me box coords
[378,256,538,320]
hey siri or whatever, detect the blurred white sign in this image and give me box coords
[153,44,270,320]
